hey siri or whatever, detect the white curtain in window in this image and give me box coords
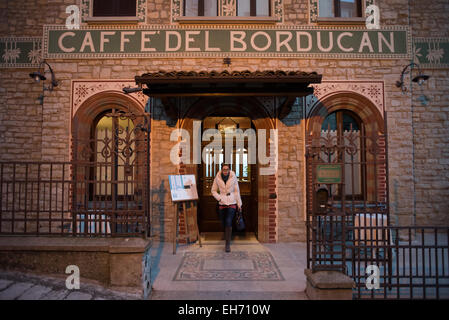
[340,0,357,18]
[256,0,269,16]
[184,0,198,16]
[237,0,251,16]
[319,0,334,17]
[204,0,218,16]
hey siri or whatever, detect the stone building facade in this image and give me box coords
[0,0,448,243]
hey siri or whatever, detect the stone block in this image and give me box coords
[304,269,354,300]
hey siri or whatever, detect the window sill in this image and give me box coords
[175,16,278,24]
[84,16,140,24]
[316,17,366,25]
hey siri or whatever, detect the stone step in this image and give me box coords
[149,290,307,300]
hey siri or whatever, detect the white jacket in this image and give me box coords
[211,170,242,208]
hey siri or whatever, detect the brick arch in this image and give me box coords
[306,91,385,136]
[71,91,146,161]
[177,96,278,243]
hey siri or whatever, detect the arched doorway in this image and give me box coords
[179,96,276,242]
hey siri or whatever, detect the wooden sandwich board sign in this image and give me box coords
[169,175,201,254]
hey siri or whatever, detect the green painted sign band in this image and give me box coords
[43,25,411,59]
[316,164,342,184]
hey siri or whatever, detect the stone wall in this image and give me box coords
[0,0,448,242]
[408,0,449,225]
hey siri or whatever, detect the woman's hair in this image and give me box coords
[221,163,230,169]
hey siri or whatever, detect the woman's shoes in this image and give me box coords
[225,227,231,252]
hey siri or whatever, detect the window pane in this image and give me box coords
[343,113,359,131]
[237,0,251,16]
[238,0,270,16]
[321,112,337,131]
[93,0,136,17]
[340,0,357,17]
[184,0,199,16]
[204,0,218,16]
[256,0,269,16]
[318,0,334,17]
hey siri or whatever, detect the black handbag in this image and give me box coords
[234,207,245,231]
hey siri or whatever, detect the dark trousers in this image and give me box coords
[218,206,236,228]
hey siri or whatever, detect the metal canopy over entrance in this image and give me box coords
[135,70,322,97]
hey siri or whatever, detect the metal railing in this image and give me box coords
[348,225,449,299]
[307,214,449,299]
[0,161,150,237]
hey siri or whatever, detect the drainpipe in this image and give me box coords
[408,0,417,227]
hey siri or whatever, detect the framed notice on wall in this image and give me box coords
[168,175,199,202]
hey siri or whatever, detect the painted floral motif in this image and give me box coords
[426,42,444,64]
[27,49,41,64]
[2,41,21,64]
[137,0,147,22]
[80,0,89,23]
[222,0,236,16]
[310,0,318,23]
[27,40,42,64]
[413,46,423,64]
[172,0,181,19]
[274,0,283,22]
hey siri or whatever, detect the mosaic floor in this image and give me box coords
[173,251,285,281]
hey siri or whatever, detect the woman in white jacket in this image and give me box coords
[211,164,242,252]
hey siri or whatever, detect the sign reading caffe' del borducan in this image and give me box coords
[43,25,411,59]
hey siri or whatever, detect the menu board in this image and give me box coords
[168,175,199,202]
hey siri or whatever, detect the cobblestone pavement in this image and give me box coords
[0,270,142,300]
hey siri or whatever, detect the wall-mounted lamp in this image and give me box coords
[395,62,430,93]
[29,60,58,104]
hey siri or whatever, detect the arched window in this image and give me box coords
[320,110,365,200]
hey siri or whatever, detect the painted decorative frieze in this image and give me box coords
[310,0,374,23]
[413,38,449,69]
[0,37,42,68]
[306,81,385,117]
[71,80,147,117]
[81,0,147,23]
